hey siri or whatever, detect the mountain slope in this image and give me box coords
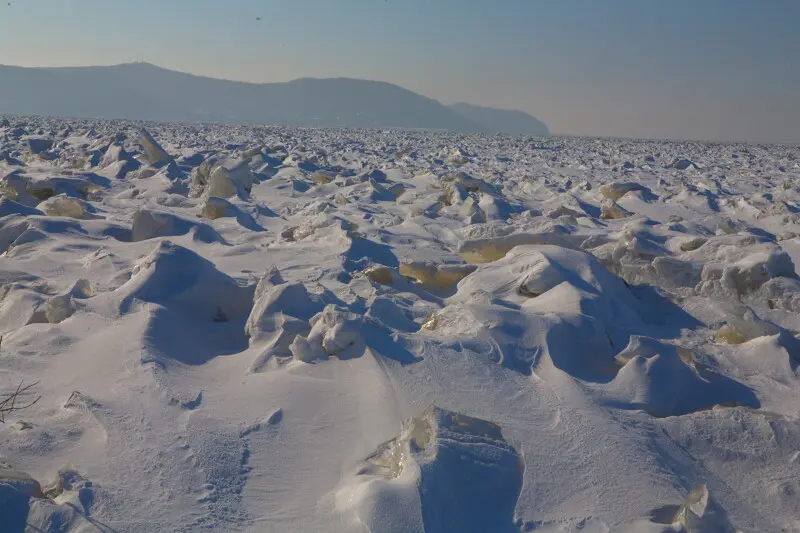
[449,102,550,136]
[0,62,495,132]
[0,63,550,134]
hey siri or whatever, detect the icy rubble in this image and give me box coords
[697,245,796,299]
[621,484,746,533]
[600,198,633,219]
[201,196,237,220]
[1,117,799,532]
[99,142,138,171]
[457,230,578,264]
[245,273,324,343]
[599,181,651,201]
[43,278,94,324]
[0,464,99,533]
[398,261,476,292]
[672,484,743,533]
[204,160,256,199]
[189,154,260,199]
[25,136,54,155]
[37,194,95,219]
[289,304,363,362]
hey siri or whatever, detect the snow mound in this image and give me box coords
[606,336,758,417]
[131,208,224,242]
[117,240,253,322]
[0,283,49,332]
[340,406,522,533]
[454,245,635,311]
[0,197,43,218]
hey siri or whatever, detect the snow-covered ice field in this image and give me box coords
[0,117,799,532]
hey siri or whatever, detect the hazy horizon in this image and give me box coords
[1,0,799,144]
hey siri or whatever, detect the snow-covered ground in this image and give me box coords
[0,117,799,532]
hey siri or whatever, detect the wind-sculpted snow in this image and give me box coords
[338,406,523,533]
[0,116,799,532]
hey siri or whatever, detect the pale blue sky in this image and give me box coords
[1,0,799,142]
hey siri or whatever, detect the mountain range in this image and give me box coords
[0,62,549,135]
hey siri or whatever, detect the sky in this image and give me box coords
[1,0,799,143]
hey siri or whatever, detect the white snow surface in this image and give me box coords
[0,117,799,533]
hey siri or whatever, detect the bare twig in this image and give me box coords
[0,381,41,423]
[0,334,41,423]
